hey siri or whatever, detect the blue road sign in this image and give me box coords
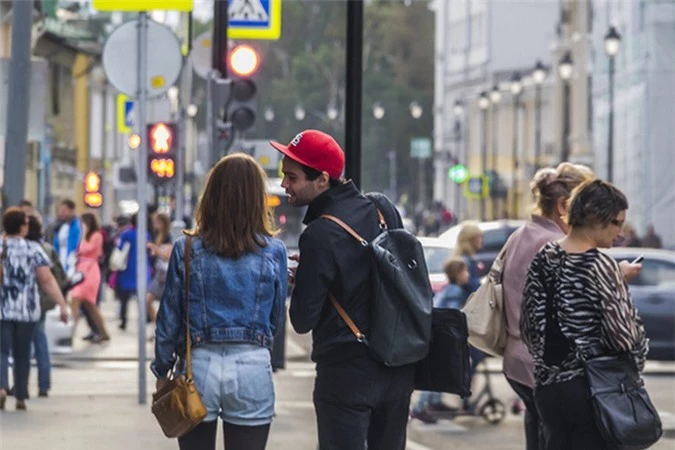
[228,0,282,40]
[124,100,135,128]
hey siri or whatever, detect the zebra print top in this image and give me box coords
[520,242,648,386]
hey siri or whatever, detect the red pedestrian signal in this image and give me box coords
[147,122,177,183]
[83,171,103,208]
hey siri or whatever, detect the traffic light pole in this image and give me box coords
[207,0,229,169]
[135,12,149,405]
[345,0,363,188]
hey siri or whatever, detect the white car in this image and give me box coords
[418,236,454,294]
[44,308,74,354]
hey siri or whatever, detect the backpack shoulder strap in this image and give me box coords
[321,215,367,245]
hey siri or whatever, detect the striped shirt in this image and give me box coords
[520,242,648,386]
[1,237,50,322]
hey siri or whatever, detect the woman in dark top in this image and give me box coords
[521,180,648,449]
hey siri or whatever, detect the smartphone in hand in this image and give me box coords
[631,255,644,264]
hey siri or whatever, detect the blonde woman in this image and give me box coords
[452,222,483,296]
[146,213,173,324]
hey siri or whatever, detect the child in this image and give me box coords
[410,257,470,424]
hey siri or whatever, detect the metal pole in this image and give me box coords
[454,119,461,221]
[511,97,520,218]
[213,0,228,77]
[607,56,615,183]
[101,81,109,224]
[345,0,363,188]
[561,81,570,162]
[136,12,149,405]
[481,109,488,221]
[2,0,33,206]
[388,150,396,200]
[491,106,499,219]
[534,84,542,171]
[418,158,425,208]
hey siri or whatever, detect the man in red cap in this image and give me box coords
[270,130,415,450]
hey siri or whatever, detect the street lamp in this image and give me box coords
[294,104,305,121]
[558,51,573,162]
[167,86,179,120]
[479,91,490,221]
[490,85,501,219]
[604,26,621,183]
[264,106,275,122]
[186,104,198,118]
[373,102,385,120]
[327,104,339,120]
[453,99,464,219]
[532,60,546,171]
[510,73,522,218]
[409,101,423,119]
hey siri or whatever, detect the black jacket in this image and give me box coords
[289,181,403,363]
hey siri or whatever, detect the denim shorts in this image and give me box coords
[186,343,275,426]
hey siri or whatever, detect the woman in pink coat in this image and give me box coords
[69,213,110,342]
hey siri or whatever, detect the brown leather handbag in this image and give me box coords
[151,235,207,438]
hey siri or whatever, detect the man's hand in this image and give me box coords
[155,377,169,392]
[619,260,642,283]
[288,253,300,286]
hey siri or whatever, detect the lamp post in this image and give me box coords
[453,100,464,220]
[489,84,501,219]
[510,74,523,218]
[294,104,306,121]
[264,106,275,122]
[410,101,425,207]
[478,92,490,221]
[373,102,395,199]
[532,60,546,171]
[604,26,621,183]
[558,51,573,163]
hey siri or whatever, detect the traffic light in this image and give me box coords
[227,44,259,133]
[83,171,103,208]
[147,122,177,183]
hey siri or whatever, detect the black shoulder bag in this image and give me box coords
[544,266,662,449]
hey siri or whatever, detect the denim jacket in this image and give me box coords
[151,235,288,378]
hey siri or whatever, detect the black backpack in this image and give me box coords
[321,210,433,367]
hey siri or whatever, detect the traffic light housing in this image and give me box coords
[147,122,177,183]
[227,44,259,133]
[83,171,103,208]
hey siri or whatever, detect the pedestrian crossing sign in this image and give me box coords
[228,0,282,40]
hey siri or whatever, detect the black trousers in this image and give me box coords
[313,351,415,450]
[506,377,545,450]
[534,376,608,450]
[178,420,270,450]
[0,321,36,400]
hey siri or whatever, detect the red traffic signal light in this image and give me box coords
[83,171,103,208]
[229,45,260,78]
[147,122,177,183]
[148,122,175,154]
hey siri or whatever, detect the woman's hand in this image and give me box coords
[147,242,159,256]
[619,260,642,283]
[58,304,69,323]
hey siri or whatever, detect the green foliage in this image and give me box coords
[195,0,434,202]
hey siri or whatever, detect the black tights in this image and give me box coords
[178,420,270,450]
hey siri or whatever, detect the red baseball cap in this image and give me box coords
[269,129,345,179]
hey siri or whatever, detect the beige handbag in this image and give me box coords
[461,235,514,357]
[151,235,207,438]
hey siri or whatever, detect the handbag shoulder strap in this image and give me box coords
[184,235,194,380]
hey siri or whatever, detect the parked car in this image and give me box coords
[418,236,454,294]
[438,220,526,277]
[604,247,675,361]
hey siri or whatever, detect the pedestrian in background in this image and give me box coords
[26,214,68,398]
[0,208,68,411]
[411,257,469,423]
[271,129,413,450]
[521,179,648,449]
[641,224,662,249]
[69,213,110,342]
[501,163,594,449]
[114,213,151,331]
[452,221,485,411]
[146,212,173,326]
[152,154,287,450]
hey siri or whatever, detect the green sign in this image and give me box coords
[410,137,432,159]
[448,164,468,184]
